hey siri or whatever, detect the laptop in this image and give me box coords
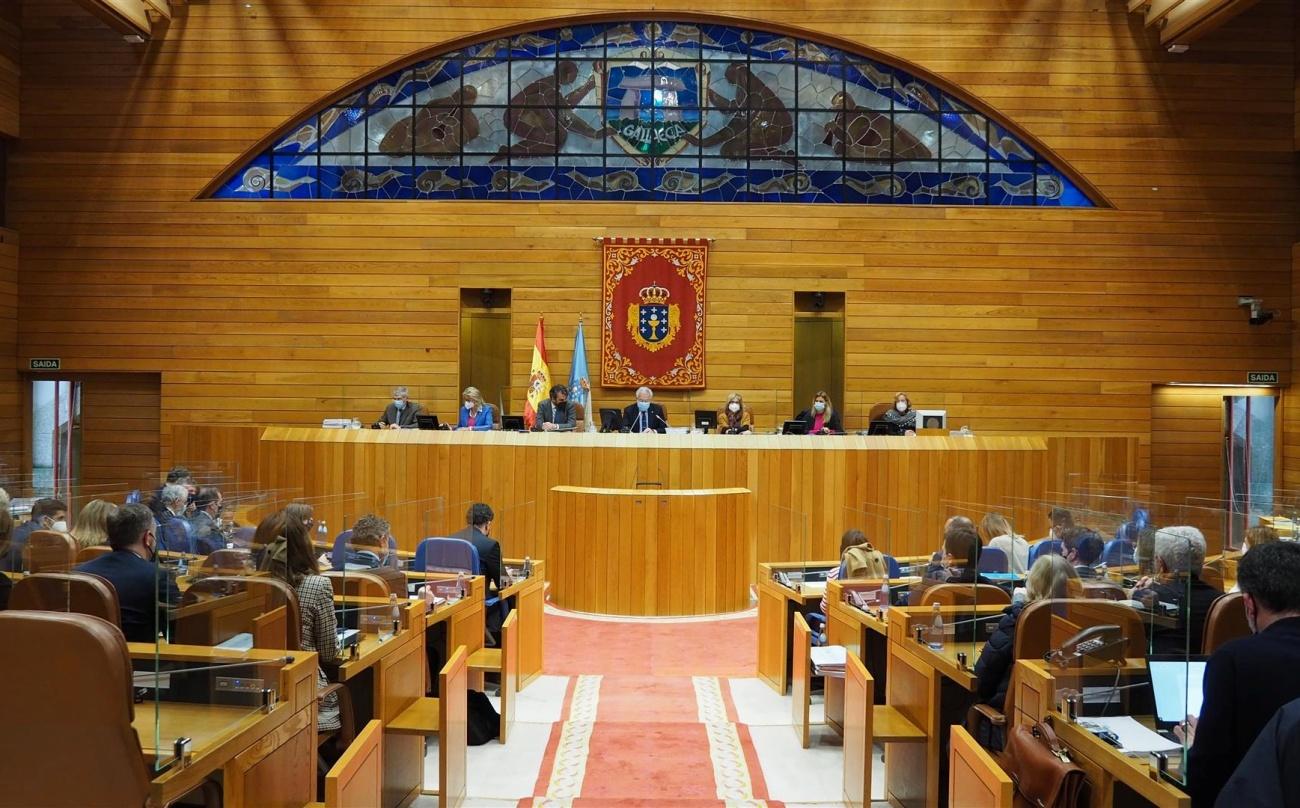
[500,414,525,431]
[695,410,718,431]
[781,420,807,435]
[1148,654,1209,729]
[415,414,441,430]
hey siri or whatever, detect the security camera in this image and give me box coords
[1238,296,1276,326]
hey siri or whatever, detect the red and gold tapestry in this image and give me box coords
[601,237,708,389]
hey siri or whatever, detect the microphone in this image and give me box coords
[653,409,669,431]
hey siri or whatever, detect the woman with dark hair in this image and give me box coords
[262,517,341,731]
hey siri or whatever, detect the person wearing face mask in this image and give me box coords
[717,392,753,435]
[533,384,576,432]
[881,391,917,432]
[1180,541,1300,807]
[622,386,667,434]
[795,390,843,435]
[2,497,67,571]
[376,385,424,429]
[74,503,181,642]
[186,486,226,555]
[456,386,496,431]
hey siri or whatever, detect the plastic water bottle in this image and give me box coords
[317,519,328,539]
[389,593,400,634]
[456,571,467,600]
[522,556,532,579]
[878,579,891,613]
[928,602,945,650]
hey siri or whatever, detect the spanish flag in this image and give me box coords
[523,316,551,429]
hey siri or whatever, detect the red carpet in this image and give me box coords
[524,611,779,806]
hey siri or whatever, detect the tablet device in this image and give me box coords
[1148,655,1208,727]
[415,414,441,430]
[781,420,807,435]
[501,415,525,431]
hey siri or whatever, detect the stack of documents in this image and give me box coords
[811,645,847,678]
[322,418,352,429]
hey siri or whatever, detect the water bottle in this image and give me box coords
[928,602,945,650]
[389,593,400,634]
[456,571,467,600]
[317,519,328,539]
[878,579,891,613]
[522,556,532,579]
[177,554,188,577]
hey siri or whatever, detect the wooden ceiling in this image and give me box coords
[1128,0,1264,49]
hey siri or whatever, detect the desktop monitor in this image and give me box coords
[695,410,718,431]
[500,415,525,431]
[599,408,623,433]
[415,414,441,430]
[1148,655,1208,728]
[867,420,903,436]
[780,420,807,435]
[916,409,947,430]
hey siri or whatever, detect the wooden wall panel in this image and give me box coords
[77,372,160,496]
[0,0,17,139]
[0,229,17,469]
[9,0,1296,486]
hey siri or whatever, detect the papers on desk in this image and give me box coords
[811,645,847,678]
[215,632,254,652]
[800,581,826,596]
[132,671,171,689]
[1077,716,1182,755]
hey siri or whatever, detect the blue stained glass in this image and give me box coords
[209,20,1098,207]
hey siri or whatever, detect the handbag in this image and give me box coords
[998,720,1088,808]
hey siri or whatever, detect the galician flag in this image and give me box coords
[524,317,551,429]
[569,318,594,431]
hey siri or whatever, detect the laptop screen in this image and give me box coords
[1148,657,1208,724]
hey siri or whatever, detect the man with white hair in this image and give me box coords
[376,386,424,429]
[621,386,667,434]
[1131,525,1221,654]
[155,483,193,553]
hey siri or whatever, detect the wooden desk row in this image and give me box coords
[770,570,1194,807]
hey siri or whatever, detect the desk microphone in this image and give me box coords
[653,410,669,431]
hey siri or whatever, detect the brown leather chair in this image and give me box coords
[1070,579,1128,601]
[10,572,121,627]
[574,402,586,431]
[1203,592,1249,653]
[1198,564,1225,592]
[919,583,1011,607]
[868,402,893,422]
[74,544,111,564]
[23,529,76,572]
[201,548,253,571]
[0,611,154,806]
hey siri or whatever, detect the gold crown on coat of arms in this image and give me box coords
[638,283,671,305]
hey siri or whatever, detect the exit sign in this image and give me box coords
[1247,371,1279,385]
[29,358,60,370]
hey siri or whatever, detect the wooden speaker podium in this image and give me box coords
[546,485,752,616]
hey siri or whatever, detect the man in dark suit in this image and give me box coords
[1182,541,1300,807]
[452,502,506,635]
[622,386,667,433]
[1214,695,1300,808]
[1132,525,1221,654]
[186,486,226,556]
[376,385,424,429]
[75,503,181,643]
[2,497,67,571]
[533,384,576,432]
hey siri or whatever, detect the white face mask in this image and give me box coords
[50,520,67,533]
[895,401,908,413]
[464,400,474,410]
[728,402,740,413]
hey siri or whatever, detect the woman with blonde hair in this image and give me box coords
[69,499,117,549]
[456,385,496,431]
[795,390,843,435]
[882,391,917,432]
[974,554,1077,728]
[981,512,1029,574]
[717,392,753,434]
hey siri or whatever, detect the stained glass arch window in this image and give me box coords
[205,17,1101,207]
